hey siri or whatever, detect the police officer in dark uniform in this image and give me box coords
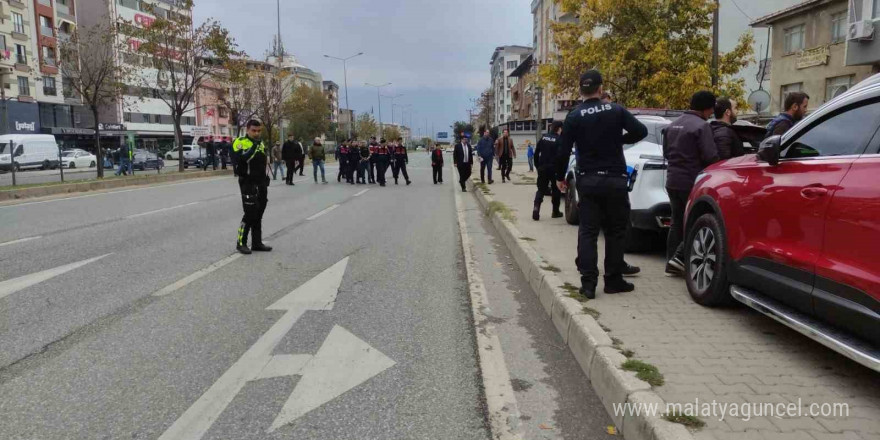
[336,140,349,183]
[533,120,563,221]
[368,137,378,184]
[347,140,360,184]
[555,70,647,299]
[374,138,392,186]
[391,137,411,185]
[232,120,273,255]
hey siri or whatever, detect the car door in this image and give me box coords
[813,120,880,345]
[732,101,880,315]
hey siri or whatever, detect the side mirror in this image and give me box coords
[757,135,781,166]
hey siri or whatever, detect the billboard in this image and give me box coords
[436,132,448,139]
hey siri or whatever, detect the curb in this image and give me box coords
[0,169,233,202]
[467,180,694,440]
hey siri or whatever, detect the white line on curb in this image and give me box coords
[126,202,201,219]
[306,204,339,221]
[453,169,523,440]
[0,236,42,248]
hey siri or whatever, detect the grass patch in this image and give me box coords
[621,359,665,387]
[520,236,536,242]
[559,282,578,295]
[611,337,624,348]
[582,306,601,319]
[599,323,611,332]
[663,410,705,429]
[487,200,516,222]
[621,349,635,358]
[540,264,561,273]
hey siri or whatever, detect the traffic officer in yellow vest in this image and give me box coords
[233,120,273,254]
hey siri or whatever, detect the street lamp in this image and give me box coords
[365,82,391,138]
[323,52,363,138]
[382,93,404,125]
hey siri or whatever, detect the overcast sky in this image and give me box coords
[194,0,801,137]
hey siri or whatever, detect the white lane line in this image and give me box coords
[126,202,201,219]
[153,253,243,297]
[306,204,339,221]
[0,254,112,301]
[353,189,370,197]
[453,169,522,439]
[0,236,42,248]
[0,176,229,209]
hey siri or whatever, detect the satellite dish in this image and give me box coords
[748,90,772,115]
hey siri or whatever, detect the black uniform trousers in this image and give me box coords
[392,159,409,182]
[368,157,376,183]
[534,166,562,209]
[347,156,358,182]
[457,163,472,191]
[238,181,268,247]
[375,158,389,185]
[576,175,629,287]
[337,157,346,182]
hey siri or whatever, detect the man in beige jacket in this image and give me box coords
[494,128,516,182]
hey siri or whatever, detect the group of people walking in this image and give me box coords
[333,137,412,187]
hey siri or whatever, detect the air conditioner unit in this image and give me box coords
[849,20,875,41]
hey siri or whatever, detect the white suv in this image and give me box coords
[165,145,206,167]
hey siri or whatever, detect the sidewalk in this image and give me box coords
[472,162,880,440]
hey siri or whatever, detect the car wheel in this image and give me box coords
[685,213,732,306]
[625,228,657,253]
[42,160,50,170]
[69,162,76,169]
[90,161,96,168]
[564,178,579,225]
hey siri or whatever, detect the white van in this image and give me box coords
[0,134,61,171]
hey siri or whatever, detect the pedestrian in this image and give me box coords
[453,134,474,192]
[294,138,306,176]
[271,141,285,180]
[115,142,130,176]
[309,138,327,184]
[202,140,217,171]
[431,144,444,184]
[374,138,392,186]
[281,134,297,186]
[663,90,719,277]
[766,91,809,138]
[476,128,495,184]
[233,120,272,255]
[219,138,230,170]
[533,121,563,221]
[357,140,371,184]
[526,140,535,172]
[336,140,348,183]
[554,69,648,299]
[368,136,378,184]
[347,139,360,184]
[710,97,745,160]
[391,137,411,185]
[495,128,516,182]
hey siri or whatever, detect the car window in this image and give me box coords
[184,147,192,151]
[783,101,880,159]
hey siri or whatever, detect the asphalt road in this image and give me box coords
[0,152,607,439]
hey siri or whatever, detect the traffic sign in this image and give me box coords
[190,126,210,137]
[437,132,448,139]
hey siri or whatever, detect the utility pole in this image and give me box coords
[711,0,720,87]
[324,52,364,138]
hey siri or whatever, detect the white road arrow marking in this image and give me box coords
[0,254,111,301]
[159,257,395,440]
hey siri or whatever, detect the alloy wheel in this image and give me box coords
[689,226,717,292]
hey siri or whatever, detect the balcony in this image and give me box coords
[44,86,57,96]
[41,27,55,38]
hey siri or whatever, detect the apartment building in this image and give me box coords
[531,0,577,120]
[323,80,338,124]
[490,45,532,127]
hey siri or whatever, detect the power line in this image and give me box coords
[728,0,753,21]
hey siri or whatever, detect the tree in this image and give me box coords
[382,125,401,142]
[539,0,754,109]
[254,65,292,147]
[58,21,132,179]
[127,0,238,171]
[285,83,330,141]
[452,121,474,140]
[220,58,258,137]
[355,113,378,139]
[474,87,494,129]
[420,137,434,147]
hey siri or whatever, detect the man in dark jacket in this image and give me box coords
[431,145,444,184]
[453,134,474,192]
[533,121,563,221]
[710,97,745,160]
[663,91,719,276]
[294,138,306,176]
[391,138,411,185]
[494,129,516,182]
[281,134,297,185]
[476,128,495,184]
[766,92,809,138]
[233,120,272,254]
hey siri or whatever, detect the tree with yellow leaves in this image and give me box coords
[539,0,754,109]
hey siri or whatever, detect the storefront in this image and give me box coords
[1,101,41,135]
[39,103,97,150]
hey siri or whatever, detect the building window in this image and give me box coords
[831,12,846,43]
[16,45,26,64]
[0,35,6,53]
[781,83,803,107]
[506,60,517,69]
[40,16,54,37]
[117,0,139,10]
[124,112,132,122]
[783,24,805,54]
[826,75,853,101]
[43,76,57,96]
[12,12,25,34]
[18,76,29,96]
[218,107,228,118]
[154,114,162,124]
[142,113,150,123]
[42,46,57,66]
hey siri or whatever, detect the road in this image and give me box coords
[0,153,611,439]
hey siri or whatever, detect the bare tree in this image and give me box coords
[58,21,131,179]
[254,63,292,145]
[218,59,258,137]
[126,0,238,172]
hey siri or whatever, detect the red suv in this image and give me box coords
[684,74,880,371]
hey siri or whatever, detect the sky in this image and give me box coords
[194,0,802,138]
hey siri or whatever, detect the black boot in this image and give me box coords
[250,224,273,252]
[622,262,641,277]
[604,276,635,294]
[551,203,563,218]
[236,223,251,254]
[532,203,541,221]
[580,276,596,300]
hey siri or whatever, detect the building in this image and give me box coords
[382,122,410,144]
[509,53,535,121]
[845,0,880,70]
[490,45,532,127]
[751,0,876,113]
[194,77,231,141]
[78,0,197,151]
[338,108,354,137]
[267,53,323,91]
[323,80,338,124]
[531,0,577,120]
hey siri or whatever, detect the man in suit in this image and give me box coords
[453,134,474,192]
[431,145,444,184]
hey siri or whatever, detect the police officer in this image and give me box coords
[555,70,647,299]
[374,138,392,186]
[233,119,273,255]
[336,140,349,183]
[368,137,378,184]
[347,140,360,184]
[533,121,563,221]
[391,137,411,185]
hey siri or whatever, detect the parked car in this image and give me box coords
[132,150,165,170]
[683,73,880,371]
[165,145,205,167]
[61,149,98,169]
[0,134,61,171]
